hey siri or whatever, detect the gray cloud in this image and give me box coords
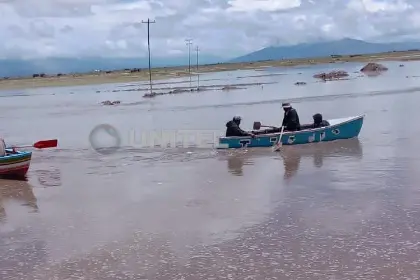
[30,20,55,38]
[0,0,419,59]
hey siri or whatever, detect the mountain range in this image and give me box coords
[229,38,420,63]
[1,38,420,78]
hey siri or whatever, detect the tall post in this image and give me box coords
[185,38,193,88]
[195,46,199,70]
[195,46,200,89]
[142,18,155,96]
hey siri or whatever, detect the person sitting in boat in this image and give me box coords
[281,102,300,131]
[312,113,330,128]
[226,116,255,137]
[0,138,6,156]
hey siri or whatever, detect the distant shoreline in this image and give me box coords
[1,50,419,91]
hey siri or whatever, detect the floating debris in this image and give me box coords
[313,70,349,80]
[101,100,121,105]
[360,62,388,72]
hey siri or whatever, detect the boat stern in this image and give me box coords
[0,150,32,179]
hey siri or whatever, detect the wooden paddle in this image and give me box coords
[253,121,278,130]
[9,139,58,149]
[272,126,285,152]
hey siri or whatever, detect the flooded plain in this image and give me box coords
[2,60,420,279]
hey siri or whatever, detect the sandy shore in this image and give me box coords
[1,50,420,91]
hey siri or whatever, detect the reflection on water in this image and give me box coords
[282,152,301,179]
[0,179,45,279]
[363,71,383,77]
[227,156,245,176]
[225,150,255,176]
[0,180,38,222]
[223,138,363,180]
[282,138,363,179]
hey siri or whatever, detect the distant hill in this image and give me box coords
[0,55,224,78]
[230,38,420,63]
[3,38,420,78]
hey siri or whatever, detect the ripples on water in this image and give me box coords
[1,61,420,279]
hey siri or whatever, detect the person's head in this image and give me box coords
[282,102,292,112]
[233,116,241,125]
[313,113,323,124]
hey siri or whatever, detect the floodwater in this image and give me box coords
[1,60,420,279]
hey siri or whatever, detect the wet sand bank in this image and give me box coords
[1,60,420,279]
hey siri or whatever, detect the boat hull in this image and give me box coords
[217,115,364,149]
[0,149,32,179]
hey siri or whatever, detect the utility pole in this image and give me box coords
[142,18,155,96]
[195,46,199,70]
[195,46,200,89]
[185,38,193,88]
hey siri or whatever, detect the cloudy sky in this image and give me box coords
[1,0,420,59]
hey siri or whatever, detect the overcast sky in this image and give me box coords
[1,0,420,59]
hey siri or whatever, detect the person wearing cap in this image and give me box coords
[225,116,255,137]
[281,102,300,131]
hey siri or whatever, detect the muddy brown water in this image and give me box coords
[1,61,420,279]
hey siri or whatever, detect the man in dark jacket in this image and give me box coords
[225,116,255,137]
[281,102,300,131]
[312,113,330,128]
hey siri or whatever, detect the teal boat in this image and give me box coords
[217,115,364,149]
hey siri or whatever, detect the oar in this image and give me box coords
[253,121,278,130]
[9,139,58,149]
[272,126,285,152]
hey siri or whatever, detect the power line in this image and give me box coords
[141,18,155,96]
